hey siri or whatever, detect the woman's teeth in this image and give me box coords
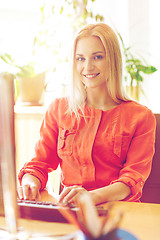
[84,73,99,78]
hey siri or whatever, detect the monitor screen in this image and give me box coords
[0,73,18,234]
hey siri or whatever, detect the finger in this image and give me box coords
[67,187,88,204]
[22,185,30,200]
[30,186,39,200]
[37,191,41,201]
[17,186,24,200]
[62,188,79,204]
[59,187,71,203]
[61,187,85,204]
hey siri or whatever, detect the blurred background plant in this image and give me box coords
[117,32,157,101]
[0,0,104,104]
[33,0,104,96]
[0,52,46,104]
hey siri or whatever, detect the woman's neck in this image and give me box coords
[86,99,120,111]
[86,87,120,111]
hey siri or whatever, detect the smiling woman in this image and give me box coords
[17,23,156,207]
[70,23,126,114]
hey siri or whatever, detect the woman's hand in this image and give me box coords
[58,185,88,205]
[17,173,41,201]
[58,182,131,206]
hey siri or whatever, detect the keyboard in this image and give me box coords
[17,200,108,223]
[17,199,77,223]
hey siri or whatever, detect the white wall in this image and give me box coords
[0,1,40,60]
[128,0,160,112]
[147,0,160,113]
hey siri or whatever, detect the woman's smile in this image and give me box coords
[83,73,100,79]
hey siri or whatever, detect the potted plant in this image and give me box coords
[0,53,46,105]
[117,32,157,101]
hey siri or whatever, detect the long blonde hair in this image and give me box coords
[69,23,129,116]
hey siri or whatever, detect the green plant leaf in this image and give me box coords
[126,59,141,64]
[60,6,63,14]
[83,0,88,5]
[0,53,15,65]
[95,14,104,21]
[136,71,143,81]
[125,47,132,52]
[16,63,36,78]
[137,65,157,74]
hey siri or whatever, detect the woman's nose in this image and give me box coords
[84,59,95,71]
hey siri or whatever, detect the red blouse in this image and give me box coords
[18,98,156,202]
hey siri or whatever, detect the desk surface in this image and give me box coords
[0,190,160,240]
[108,200,160,240]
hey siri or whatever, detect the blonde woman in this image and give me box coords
[18,23,156,205]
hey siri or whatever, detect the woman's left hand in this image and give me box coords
[58,185,87,205]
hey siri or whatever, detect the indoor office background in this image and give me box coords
[0,0,159,193]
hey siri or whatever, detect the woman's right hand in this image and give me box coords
[17,173,41,201]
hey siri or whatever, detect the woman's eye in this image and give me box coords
[94,55,103,60]
[76,57,85,61]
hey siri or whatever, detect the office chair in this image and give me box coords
[141,114,160,204]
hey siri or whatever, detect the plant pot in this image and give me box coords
[17,72,45,105]
[125,85,140,101]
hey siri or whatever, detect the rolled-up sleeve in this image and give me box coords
[18,100,60,189]
[111,109,156,201]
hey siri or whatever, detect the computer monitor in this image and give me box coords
[0,73,18,237]
[0,73,82,238]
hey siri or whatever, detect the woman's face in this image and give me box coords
[75,36,108,89]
